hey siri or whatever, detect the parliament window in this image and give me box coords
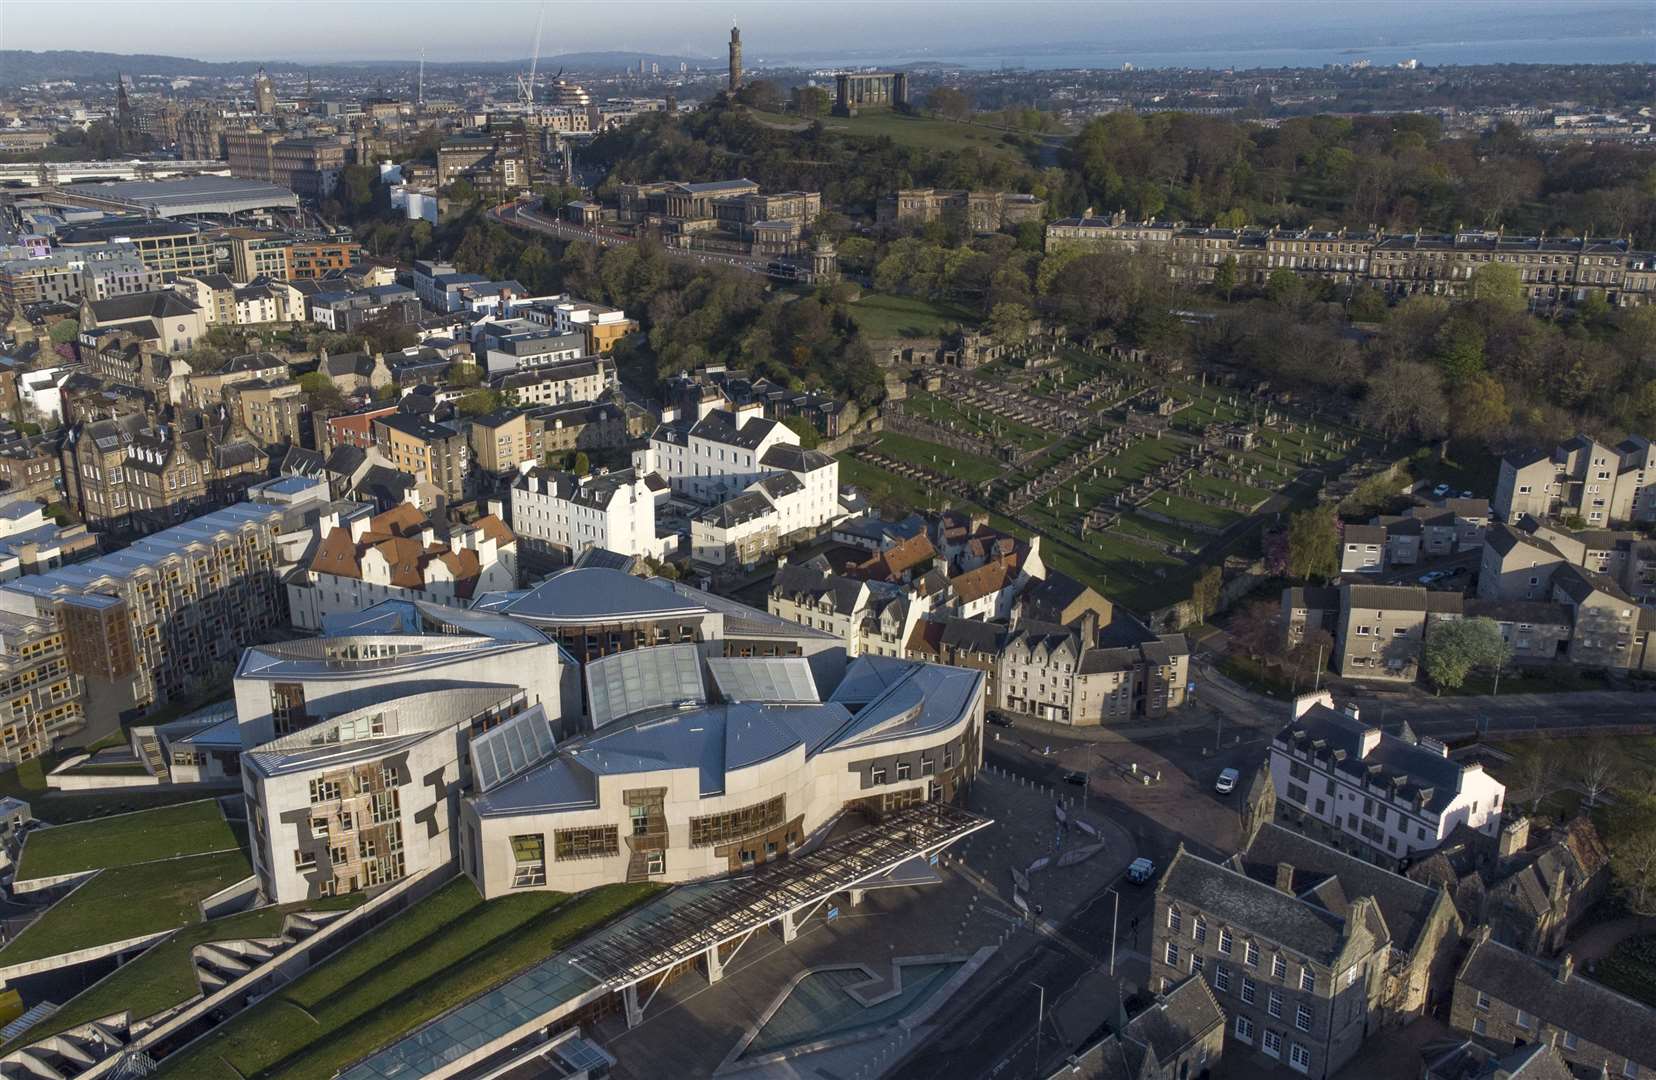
[511,834,546,887]
[689,795,786,848]
[554,825,619,861]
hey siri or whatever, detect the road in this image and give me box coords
[490,199,774,274]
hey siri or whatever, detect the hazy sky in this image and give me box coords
[2,0,1651,64]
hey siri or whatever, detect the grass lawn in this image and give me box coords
[2,894,365,1050]
[0,750,226,825]
[754,109,1032,163]
[0,849,253,966]
[1592,934,1656,1008]
[871,432,1003,485]
[16,799,237,881]
[154,878,659,1080]
[840,455,963,514]
[848,292,976,338]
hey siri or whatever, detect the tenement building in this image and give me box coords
[0,501,292,709]
[1270,692,1507,867]
[1450,930,1655,1079]
[0,608,86,765]
[1043,216,1656,307]
[1152,843,1392,1078]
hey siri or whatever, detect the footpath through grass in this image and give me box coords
[154,878,659,1080]
[3,894,364,1050]
[16,798,237,881]
[0,849,254,966]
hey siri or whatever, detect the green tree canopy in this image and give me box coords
[1286,508,1340,582]
[1421,617,1510,692]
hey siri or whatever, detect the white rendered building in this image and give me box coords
[510,466,670,563]
[1270,691,1506,865]
[633,401,797,507]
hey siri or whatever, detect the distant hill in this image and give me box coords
[0,49,718,87]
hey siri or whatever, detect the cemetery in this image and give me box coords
[846,343,1385,607]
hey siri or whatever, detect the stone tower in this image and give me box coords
[253,68,276,114]
[728,24,742,92]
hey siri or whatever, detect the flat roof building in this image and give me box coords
[58,176,301,219]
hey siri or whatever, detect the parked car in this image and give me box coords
[987,712,1015,728]
[1063,771,1087,786]
[1215,767,1240,794]
[1126,857,1156,884]
[1431,483,1452,498]
[1418,570,1447,584]
[1459,490,1474,499]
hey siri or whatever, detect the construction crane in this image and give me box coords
[514,3,547,114]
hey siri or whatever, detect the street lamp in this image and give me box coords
[1031,982,1046,1079]
[1106,886,1121,976]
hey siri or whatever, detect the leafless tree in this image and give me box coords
[1510,746,1559,815]
[1578,739,1620,811]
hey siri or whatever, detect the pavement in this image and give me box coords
[593,769,1137,1080]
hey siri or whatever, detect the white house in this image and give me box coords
[1270,691,1506,865]
[634,401,798,507]
[510,466,670,563]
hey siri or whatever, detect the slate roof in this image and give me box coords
[86,290,200,324]
[1243,822,1452,955]
[1345,583,1431,612]
[1464,598,1572,625]
[759,443,834,473]
[1457,936,1655,1066]
[698,490,774,528]
[1274,703,1472,815]
[771,563,865,615]
[1158,844,1388,966]
[1551,563,1635,605]
[1122,975,1224,1068]
[1344,524,1388,545]
[687,408,779,451]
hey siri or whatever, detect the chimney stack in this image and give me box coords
[1498,816,1530,859]
[1275,862,1295,894]
[1558,953,1574,984]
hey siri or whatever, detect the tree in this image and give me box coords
[988,302,1032,350]
[1435,318,1487,382]
[1451,373,1508,442]
[1605,793,1656,914]
[448,362,482,388]
[1577,739,1620,810]
[1283,628,1334,688]
[1228,601,1284,661]
[442,178,480,206]
[926,87,971,121]
[572,451,591,476]
[1421,617,1510,692]
[1190,565,1222,623]
[1286,508,1339,582]
[1212,256,1238,302]
[1266,269,1304,307]
[1510,745,1560,815]
[781,416,822,449]
[1359,361,1449,440]
[297,371,345,411]
[456,389,503,416]
[793,86,831,117]
[1469,262,1525,314]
